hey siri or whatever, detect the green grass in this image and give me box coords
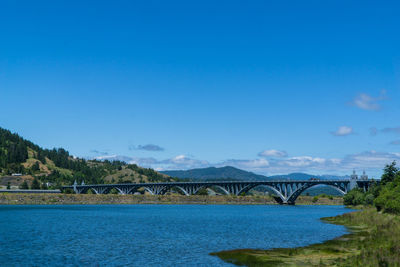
[211,208,400,266]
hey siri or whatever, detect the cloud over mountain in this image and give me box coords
[94,150,400,177]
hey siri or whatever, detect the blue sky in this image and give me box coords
[1,0,399,177]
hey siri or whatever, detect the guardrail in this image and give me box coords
[0,189,61,194]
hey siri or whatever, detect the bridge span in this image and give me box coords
[62,179,376,204]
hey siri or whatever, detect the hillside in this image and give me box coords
[0,127,175,189]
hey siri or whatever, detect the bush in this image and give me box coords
[197,188,208,196]
[19,180,29,189]
[364,194,374,205]
[312,196,318,203]
[31,178,41,189]
[374,181,400,214]
[63,188,73,194]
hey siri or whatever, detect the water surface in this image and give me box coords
[0,205,351,266]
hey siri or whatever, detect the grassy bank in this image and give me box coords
[0,193,342,205]
[211,208,400,266]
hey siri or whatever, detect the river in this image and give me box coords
[0,205,351,266]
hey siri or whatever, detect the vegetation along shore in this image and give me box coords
[212,162,400,266]
[0,194,342,205]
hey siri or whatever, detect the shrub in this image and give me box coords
[364,194,374,205]
[63,188,73,194]
[374,181,400,214]
[31,178,41,189]
[344,189,365,206]
[197,188,208,196]
[110,188,118,194]
[19,180,29,189]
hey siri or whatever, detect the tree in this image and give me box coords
[37,150,46,164]
[197,188,208,195]
[31,178,41,189]
[31,161,40,172]
[381,161,398,185]
[19,180,29,189]
[374,169,400,213]
[7,182,11,189]
[41,183,48,190]
[344,188,366,206]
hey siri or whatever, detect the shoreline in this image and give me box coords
[0,193,343,205]
[211,208,400,266]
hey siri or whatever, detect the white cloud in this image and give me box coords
[331,126,354,136]
[92,150,400,177]
[222,158,270,169]
[258,149,288,158]
[163,155,209,168]
[282,156,327,167]
[351,91,386,111]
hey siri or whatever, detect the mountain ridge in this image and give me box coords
[162,166,348,181]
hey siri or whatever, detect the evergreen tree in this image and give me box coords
[31,178,41,189]
[19,180,29,189]
[37,150,46,164]
[381,161,398,185]
[31,161,40,172]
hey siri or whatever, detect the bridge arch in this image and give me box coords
[286,183,347,204]
[114,186,137,195]
[91,187,111,195]
[236,184,286,203]
[173,186,190,196]
[212,185,230,195]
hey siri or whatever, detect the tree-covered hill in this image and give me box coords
[0,127,175,189]
[162,166,267,181]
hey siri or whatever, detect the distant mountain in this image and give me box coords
[162,167,347,182]
[268,173,313,181]
[268,173,348,181]
[162,166,268,181]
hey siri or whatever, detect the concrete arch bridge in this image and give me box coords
[62,180,375,204]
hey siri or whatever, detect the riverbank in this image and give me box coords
[211,208,400,266]
[0,193,343,205]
